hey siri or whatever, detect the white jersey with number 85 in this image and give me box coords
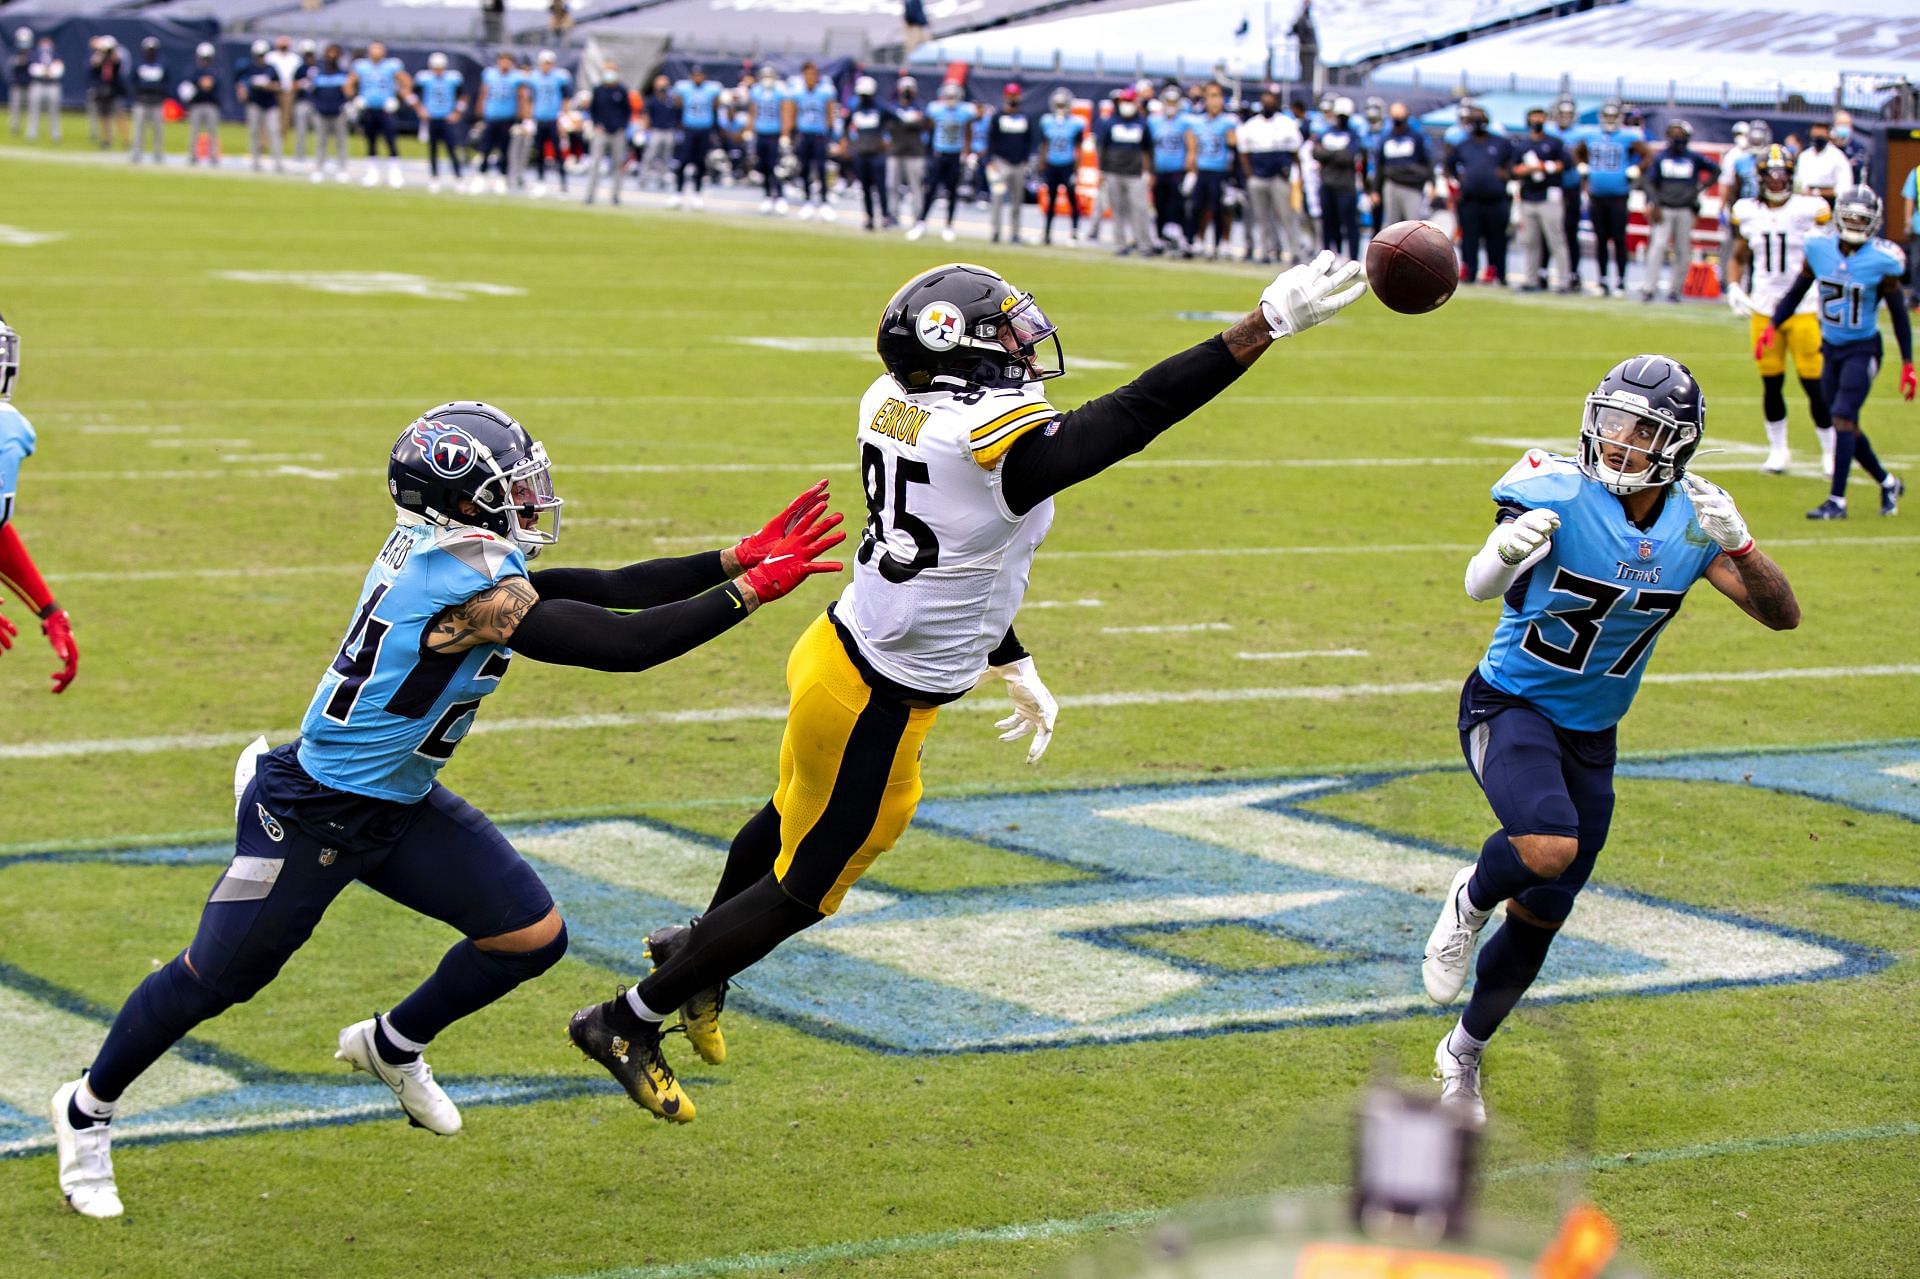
[835,374,1057,697]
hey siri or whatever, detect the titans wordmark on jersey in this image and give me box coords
[838,375,1057,696]
[1477,451,1722,732]
[297,521,526,802]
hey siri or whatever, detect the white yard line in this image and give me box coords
[4,664,1914,762]
[1235,649,1369,661]
[1099,622,1234,635]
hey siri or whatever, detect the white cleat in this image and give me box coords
[1762,447,1790,474]
[427,180,441,194]
[773,197,789,215]
[529,183,547,199]
[334,1019,462,1135]
[50,1080,123,1219]
[819,203,838,223]
[361,168,380,188]
[309,168,323,184]
[335,168,351,184]
[1434,1031,1488,1128]
[941,226,957,243]
[1423,865,1490,1005]
[666,193,682,208]
[904,220,926,241]
[690,193,704,209]
[758,197,773,213]
[387,165,404,189]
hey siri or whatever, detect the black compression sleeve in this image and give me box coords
[528,550,729,610]
[1770,270,1814,328]
[986,625,1027,666]
[1000,334,1249,516]
[1887,287,1913,363]
[509,586,748,673]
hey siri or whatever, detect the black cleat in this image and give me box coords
[567,995,694,1122]
[645,922,729,1065]
[1806,498,1848,520]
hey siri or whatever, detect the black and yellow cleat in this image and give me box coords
[567,995,694,1123]
[645,922,729,1066]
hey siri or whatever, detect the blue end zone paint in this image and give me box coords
[0,743,1904,1152]
[1823,884,1920,911]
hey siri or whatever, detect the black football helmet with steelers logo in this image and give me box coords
[876,262,1065,393]
[387,401,563,556]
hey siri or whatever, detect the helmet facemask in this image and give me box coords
[1834,190,1881,245]
[1579,399,1697,495]
[0,322,17,401]
[1760,157,1791,205]
[470,441,563,557]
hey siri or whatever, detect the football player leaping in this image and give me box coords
[568,252,1367,1121]
[1423,356,1800,1127]
[1726,145,1837,477]
[0,311,79,693]
[49,403,841,1218]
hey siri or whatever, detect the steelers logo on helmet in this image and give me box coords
[916,301,965,351]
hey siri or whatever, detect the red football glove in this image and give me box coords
[1901,362,1917,402]
[739,505,845,605]
[733,479,831,571]
[0,608,14,653]
[42,607,77,694]
[1754,325,1777,362]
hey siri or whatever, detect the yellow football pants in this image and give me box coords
[771,612,939,915]
[1752,311,1823,378]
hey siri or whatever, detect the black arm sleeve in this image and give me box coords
[1885,279,1913,363]
[508,585,748,673]
[528,550,729,610]
[1770,268,1815,328]
[986,625,1027,666]
[1000,334,1249,516]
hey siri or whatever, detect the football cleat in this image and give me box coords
[645,922,728,1065]
[361,167,380,187]
[1761,447,1789,474]
[904,220,926,241]
[1881,474,1903,517]
[1433,1030,1487,1128]
[50,1080,123,1218]
[1423,865,1490,1005]
[941,226,957,242]
[774,197,789,215]
[334,1018,462,1135]
[568,996,694,1122]
[1806,497,1847,520]
[819,203,838,223]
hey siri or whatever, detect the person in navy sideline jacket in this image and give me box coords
[1097,87,1156,256]
[237,41,285,173]
[887,77,929,224]
[22,32,62,144]
[1312,96,1363,261]
[305,45,352,183]
[845,76,895,230]
[8,28,31,137]
[128,38,169,165]
[1447,102,1515,285]
[583,58,633,207]
[1548,97,1584,289]
[289,39,319,163]
[1639,119,1717,303]
[637,74,678,191]
[1370,102,1430,237]
[1513,106,1573,293]
[982,82,1033,244]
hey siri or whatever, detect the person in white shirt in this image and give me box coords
[1793,120,1854,203]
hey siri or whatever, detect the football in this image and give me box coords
[1366,220,1460,315]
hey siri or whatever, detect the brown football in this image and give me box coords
[1366,220,1460,315]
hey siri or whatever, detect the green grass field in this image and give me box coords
[1,131,1917,1279]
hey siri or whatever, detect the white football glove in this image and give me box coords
[1496,507,1560,565]
[1180,170,1197,197]
[977,657,1058,765]
[233,735,269,817]
[1260,250,1368,339]
[1682,474,1752,554]
[1725,281,1754,317]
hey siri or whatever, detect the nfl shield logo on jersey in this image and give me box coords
[1637,539,1655,561]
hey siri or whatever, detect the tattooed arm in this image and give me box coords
[1705,549,1801,631]
[424,577,540,654]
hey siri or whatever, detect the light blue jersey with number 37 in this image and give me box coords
[297,521,525,802]
[1477,451,1721,732]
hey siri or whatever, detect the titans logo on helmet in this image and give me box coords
[409,423,480,479]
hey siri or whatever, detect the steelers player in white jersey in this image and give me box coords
[567,253,1367,1119]
[1727,145,1836,476]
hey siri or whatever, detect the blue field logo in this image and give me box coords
[0,746,1908,1154]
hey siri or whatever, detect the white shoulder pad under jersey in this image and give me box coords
[1490,448,1585,509]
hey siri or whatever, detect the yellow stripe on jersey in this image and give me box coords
[967,400,1056,444]
[970,414,1053,470]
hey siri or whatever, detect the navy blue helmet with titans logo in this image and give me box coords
[0,310,18,401]
[876,262,1064,393]
[388,401,562,556]
[1579,355,1704,495]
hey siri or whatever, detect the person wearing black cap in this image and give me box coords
[129,37,169,164]
[983,82,1034,244]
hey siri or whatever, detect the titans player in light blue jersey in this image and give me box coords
[0,312,78,695]
[413,52,466,192]
[1037,87,1086,244]
[1420,355,1799,1127]
[747,64,791,212]
[906,81,976,241]
[47,403,845,1217]
[788,60,838,219]
[526,50,572,196]
[670,64,723,205]
[1149,85,1195,251]
[1761,187,1915,519]
[473,50,527,194]
[349,40,410,187]
[1572,100,1646,295]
